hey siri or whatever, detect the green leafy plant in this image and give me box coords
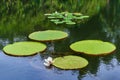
[70,40,116,56]
[28,30,68,42]
[44,11,89,25]
[53,55,88,69]
[3,41,47,57]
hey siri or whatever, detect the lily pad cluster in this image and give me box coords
[3,30,68,57]
[2,29,116,70]
[45,11,89,25]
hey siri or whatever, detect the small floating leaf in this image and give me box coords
[50,19,59,22]
[54,21,64,24]
[48,16,56,19]
[73,13,83,16]
[75,16,89,19]
[64,13,75,19]
[70,40,116,56]
[29,30,68,42]
[56,15,64,18]
[3,41,47,56]
[66,22,76,25]
[53,55,88,69]
[81,16,89,18]
[62,19,72,23]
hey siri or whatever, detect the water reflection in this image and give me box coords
[0,0,120,80]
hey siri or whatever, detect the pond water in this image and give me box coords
[0,0,120,80]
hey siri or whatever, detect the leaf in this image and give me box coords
[74,16,89,19]
[48,16,56,19]
[29,30,68,42]
[3,41,47,57]
[50,19,59,22]
[62,19,72,23]
[54,21,64,24]
[70,40,116,56]
[53,55,88,69]
[66,22,76,25]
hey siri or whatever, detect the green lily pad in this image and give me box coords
[48,16,56,19]
[70,40,116,56]
[66,22,76,25]
[73,13,83,16]
[3,41,47,56]
[74,16,89,19]
[62,19,72,23]
[53,21,64,24]
[50,19,59,22]
[29,30,68,42]
[53,55,88,69]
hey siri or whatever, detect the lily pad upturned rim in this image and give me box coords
[3,41,47,57]
[70,40,116,56]
[53,55,88,70]
[28,30,68,42]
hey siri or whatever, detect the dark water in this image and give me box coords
[0,0,120,80]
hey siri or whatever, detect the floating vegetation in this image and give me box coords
[29,30,68,42]
[66,22,76,25]
[3,41,47,57]
[70,40,116,56]
[44,57,53,67]
[53,55,88,69]
[73,13,82,16]
[50,19,59,22]
[44,11,89,25]
[74,16,89,19]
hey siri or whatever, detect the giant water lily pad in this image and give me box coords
[70,40,116,56]
[53,55,88,69]
[3,41,47,56]
[29,30,68,42]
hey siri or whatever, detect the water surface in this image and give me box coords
[0,0,120,80]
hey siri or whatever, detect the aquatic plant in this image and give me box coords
[44,57,53,67]
[53,55,88,69]
[29,30,68,53]
[3,41,47,57]
[70,40,116,56]
[44,11,89,25]
[28,30,68,42]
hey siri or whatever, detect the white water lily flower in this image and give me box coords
[47,57,53,63]
[44,57,53,67]
[43,62,50,67]
[44,59,49,63]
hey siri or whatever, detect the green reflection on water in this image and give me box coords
[0,0,107,38]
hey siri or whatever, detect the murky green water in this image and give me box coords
[0,0,120,80]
